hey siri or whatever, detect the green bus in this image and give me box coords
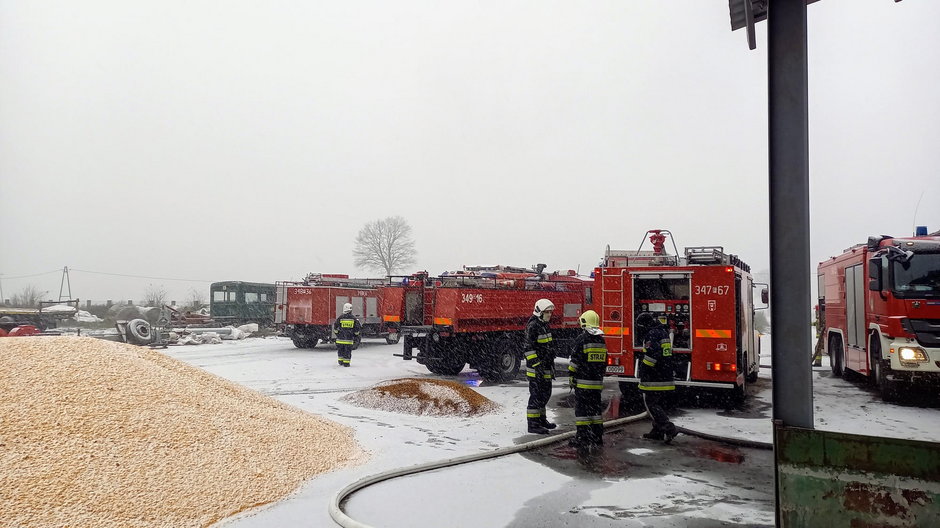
[209,281,276,327]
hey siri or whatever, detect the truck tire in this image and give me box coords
[479,337,521,383]
[869,335,899,402]
[126,319,153,345]
[730,375,748,407]
[291,336,318,348]
[434,357,466,376]
[290,328,318,349]
[421,340,464,376]
[829,335,844,377]
[746,366,759,384]
[385,333,401,345]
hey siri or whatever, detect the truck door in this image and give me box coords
[404,290,423,325]
[274,283,287,324]
[844,263,867,370]
[366,296,379,324]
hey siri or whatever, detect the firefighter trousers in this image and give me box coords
[526,377,553,428]
[337,344,352,366]
[641,391,676,436]
[573,386,604,447]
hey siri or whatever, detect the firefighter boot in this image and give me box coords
[592,423,605,446]
[643,431,665,441]
[542,419,557,430]
[664,424,679,445]
[528,417,550,434]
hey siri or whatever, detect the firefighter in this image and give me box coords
[636,312,679,444]
[812,304,825,367]
[568,309,607,449]
[524,298,557,434]
[333,303,361,367]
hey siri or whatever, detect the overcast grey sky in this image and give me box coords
[1,0,938,304]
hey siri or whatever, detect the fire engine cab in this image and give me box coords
[594,230,761,403]
[817,228,940,400]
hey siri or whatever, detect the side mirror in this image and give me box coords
[868,258,882,291]
[753,282,769,310]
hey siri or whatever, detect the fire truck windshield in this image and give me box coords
[892,253,940,298]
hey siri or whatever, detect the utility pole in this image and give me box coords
[58,267,73,301]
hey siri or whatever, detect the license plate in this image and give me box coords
[606,366,625,374]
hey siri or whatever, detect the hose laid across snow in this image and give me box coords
[328,411,649,528]
[674,426,773,450]
[329,410,775,527]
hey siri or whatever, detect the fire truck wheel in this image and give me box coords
[480,337,521,382]
[385,333,401,345]
[869,336,898,402]
[290,335,317,348]
[746,368,759,384]
[126,319,153,345]
[829,335,844,377]
[730,376,748,407]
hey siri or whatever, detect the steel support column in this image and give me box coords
[768,0,813,429]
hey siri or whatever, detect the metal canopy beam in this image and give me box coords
[768,1,813,429]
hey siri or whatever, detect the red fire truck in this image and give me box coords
[397,265,592,382]
[595,230,761,403]
[274,273,396,348]
[817,229,940,400]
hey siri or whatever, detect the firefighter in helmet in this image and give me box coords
[568,309,607,449]
[333,303,361,367]
[636,312,679,443]
[524,298,557,434]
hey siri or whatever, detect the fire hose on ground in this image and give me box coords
[328,411,772,528]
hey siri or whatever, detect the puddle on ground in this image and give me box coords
[695,445,746,464]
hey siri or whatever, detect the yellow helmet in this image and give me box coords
[579,310,600,329]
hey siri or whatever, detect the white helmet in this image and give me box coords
[343,303,353,314]
[533,298,555,318]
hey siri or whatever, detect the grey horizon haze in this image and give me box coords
[1,0,938,305]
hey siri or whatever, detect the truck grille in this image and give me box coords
[909,319,940,348]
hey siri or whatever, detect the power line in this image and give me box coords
[0,269,62,280]
[69,268,214,283]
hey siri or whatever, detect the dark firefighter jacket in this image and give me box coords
[568,329,607,390]
[638,323,675,391]
[333,313,361,346]
[524,314,555,379]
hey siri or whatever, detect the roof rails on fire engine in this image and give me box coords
[685,246,727,264]
[302,273,386,288]
[683,246,752,272]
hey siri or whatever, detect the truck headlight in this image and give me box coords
[898,347,928,362]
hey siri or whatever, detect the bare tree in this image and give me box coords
[353,216,417,277]
[187,287,206,309]
[143,284,168,307]
[11,285,45,308]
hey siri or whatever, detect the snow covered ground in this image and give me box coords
[159,335,940,528]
